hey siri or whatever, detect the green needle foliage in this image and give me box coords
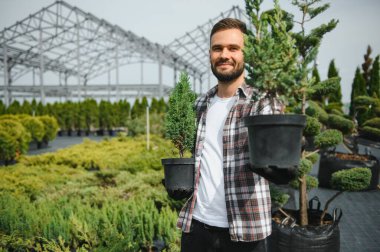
[0,135,182,251]
[21,116,45,143]
[326,60,343,112]
[368,55,380,98]
[350,67,368,117]
[244,0,349,227]
[244,0,298,110]
[165,72,196,158]
[331,168,371,191]
[39,115,59,143]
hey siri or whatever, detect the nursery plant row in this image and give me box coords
[0,135,184,251]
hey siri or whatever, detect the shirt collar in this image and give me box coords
[206,82,259,100]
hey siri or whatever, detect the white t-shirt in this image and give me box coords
[193,95,236,228]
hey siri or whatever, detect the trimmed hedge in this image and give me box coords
[307,101,329,125]
[314,129,343,149]
[360,126,380,140]
[327,114,355,135]
[362,117,380,128]
[304,116,321,137]
[331,167,371,191]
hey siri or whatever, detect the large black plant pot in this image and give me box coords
[244,114,306,184]
[318,151,380,190]
[161,158,194,200]
[269,198,342,252]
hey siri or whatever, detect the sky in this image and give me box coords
[0,0,380,103]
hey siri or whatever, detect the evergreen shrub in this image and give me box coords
[327,114,355,135]
[0,131,18,164]
[0,134,182,250]
[362,117,380,128]
[21,116,45,143]
[165,72,196,158]
[0,118,31,156]
[39,115,59,142]
[360,126,380,140]
[304,116,321,137]
[331,167,371,191]
[307,101,329,125]
[314,129,343,149]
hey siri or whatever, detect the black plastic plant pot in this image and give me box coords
[161,158,194,200]
[244,114,306,184]
[318,151,380,190]
[269,207,342,252]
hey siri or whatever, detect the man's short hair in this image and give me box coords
[210,18,247,40]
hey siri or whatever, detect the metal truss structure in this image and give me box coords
[0,1,250,106]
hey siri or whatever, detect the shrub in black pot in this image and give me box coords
[316,101,379,190]
[242,0,366,251]
[0,116,31,164]
[319,151,379,190]
[162,72,196,200]
[244,0,310,184]
[38,115,59,148]
[20,115,45,147]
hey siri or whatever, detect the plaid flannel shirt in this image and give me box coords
[177,83,283,242]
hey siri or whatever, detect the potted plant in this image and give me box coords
[82,98,99,136]
[244,0,341,180]
[243,0,307,184]
[317,107,380,190]
[38,115,59,148]
[270,166,371,251]
[243,0,371,250]
[161,72,196,200]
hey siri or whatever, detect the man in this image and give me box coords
[177,18,282,252]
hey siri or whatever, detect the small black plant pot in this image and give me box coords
[244,114,306,184]
[161,158,194,200]
[37,140,48,149]
[318,151,380,190]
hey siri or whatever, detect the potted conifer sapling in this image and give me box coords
[243,0,373,251]
[244,0,372,251]
[243,0,306,184]
[162,72,196,200]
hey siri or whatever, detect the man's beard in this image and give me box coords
[211,60,244,83]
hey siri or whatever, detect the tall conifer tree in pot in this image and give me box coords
[244,1,371,251]
[162,72,196,200]
[243,0,306,183]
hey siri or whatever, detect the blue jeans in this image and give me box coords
[181,219,268,252]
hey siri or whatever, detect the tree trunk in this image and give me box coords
[299,175,308,226]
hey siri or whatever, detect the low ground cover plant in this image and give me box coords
[0,134,182,251]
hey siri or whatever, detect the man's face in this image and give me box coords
[210,28,245,83]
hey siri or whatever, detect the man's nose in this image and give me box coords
[220,48,230,58]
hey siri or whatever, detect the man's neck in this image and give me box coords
[216,75,244,98]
